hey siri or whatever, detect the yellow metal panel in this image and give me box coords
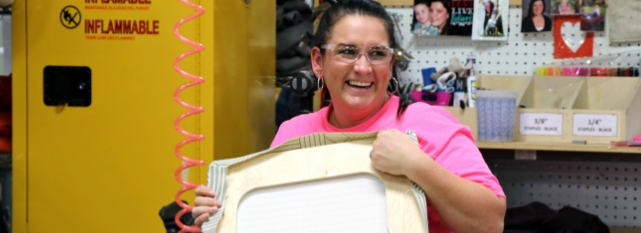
[11,0,27,232]
[213,0,275,160]
[197,1,216,189]
[14,0,274,231]
[17,0,216,232]
[246,0,276,153]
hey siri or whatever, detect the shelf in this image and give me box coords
[442,75,641,153]
[477,141,641,154]
[376,0,412,7]
[376,0,521,7]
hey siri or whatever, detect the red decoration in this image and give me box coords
[554,15,594,59]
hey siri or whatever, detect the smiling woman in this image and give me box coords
[313,14,396,127]
[193,1,507,232]
[521,0,553,32]
[429,0,451,35]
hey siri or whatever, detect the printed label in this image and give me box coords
[573,114,618,137]
[519,113,563,136]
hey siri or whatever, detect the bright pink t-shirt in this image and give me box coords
[270,95,505,233]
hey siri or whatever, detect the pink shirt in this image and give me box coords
[271,95,505,233]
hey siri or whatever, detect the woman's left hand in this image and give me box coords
[370,129,426,176]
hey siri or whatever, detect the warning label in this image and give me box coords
[85,20,159,35]
[85,5,150,11]
[86,0,151,4]
[62,0,159,41]
[85,0,151,10]
[60,6,82,29]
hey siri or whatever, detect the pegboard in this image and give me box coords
[384,5,641,229]
[487,159,641,228]
[386,6,641,88]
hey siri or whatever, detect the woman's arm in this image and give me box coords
[371,129,506,233]
[407,153,506,233]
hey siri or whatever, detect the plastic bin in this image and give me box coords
[476,90,519,142]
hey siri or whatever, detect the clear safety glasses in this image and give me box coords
[320,44,394,65]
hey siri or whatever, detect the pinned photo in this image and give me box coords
[412,0,440,36]
[472,0,508,40]
[551,0,580,15]
[411,0,474,36]
[449,0,474,36]
[579,0,606,31]
[521,0,553,32]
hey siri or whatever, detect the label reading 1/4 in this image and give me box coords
[573,114,618,137]
[519,113,563,136]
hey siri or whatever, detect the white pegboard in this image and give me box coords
[386,6,641,88]
[487,159,641,228]
[384,5,641,229]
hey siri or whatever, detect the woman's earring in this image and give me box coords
[389,77,399,94]
[318,78,324,90]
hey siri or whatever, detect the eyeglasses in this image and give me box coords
[320,44,394,65]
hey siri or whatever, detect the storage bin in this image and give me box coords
[441,75,641,145]
[476,90,519,142]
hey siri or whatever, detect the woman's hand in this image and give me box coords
[370,129,426,176]
[192,185,222,226]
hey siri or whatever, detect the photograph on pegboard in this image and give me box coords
[579,0,606,31]
[412,0,438,35]
[472,0,508,41]
[521,0,553,32]
[449,0,474,36]
[411,0,473,36]
[551,0,580,15]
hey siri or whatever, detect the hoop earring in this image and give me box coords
[318,78,324,90]
[389,77,398,95]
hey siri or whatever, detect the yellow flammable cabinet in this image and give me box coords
[12,0,275,232]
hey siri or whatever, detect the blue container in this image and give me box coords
[476,90,518,142]
[421,68,436,86]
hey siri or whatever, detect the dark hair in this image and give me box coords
[526,0,546,18]
[430,0,451,35]
[313,0,397,49]
[414,0,430,7]
[313,0,415,117]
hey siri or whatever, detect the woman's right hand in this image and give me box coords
[192,185,222,226]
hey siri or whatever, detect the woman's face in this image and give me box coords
[532,0,544,16]
[562,0,568,4]
[311,15,393,111]
[414,4,430,25]
[430,2,449,29]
